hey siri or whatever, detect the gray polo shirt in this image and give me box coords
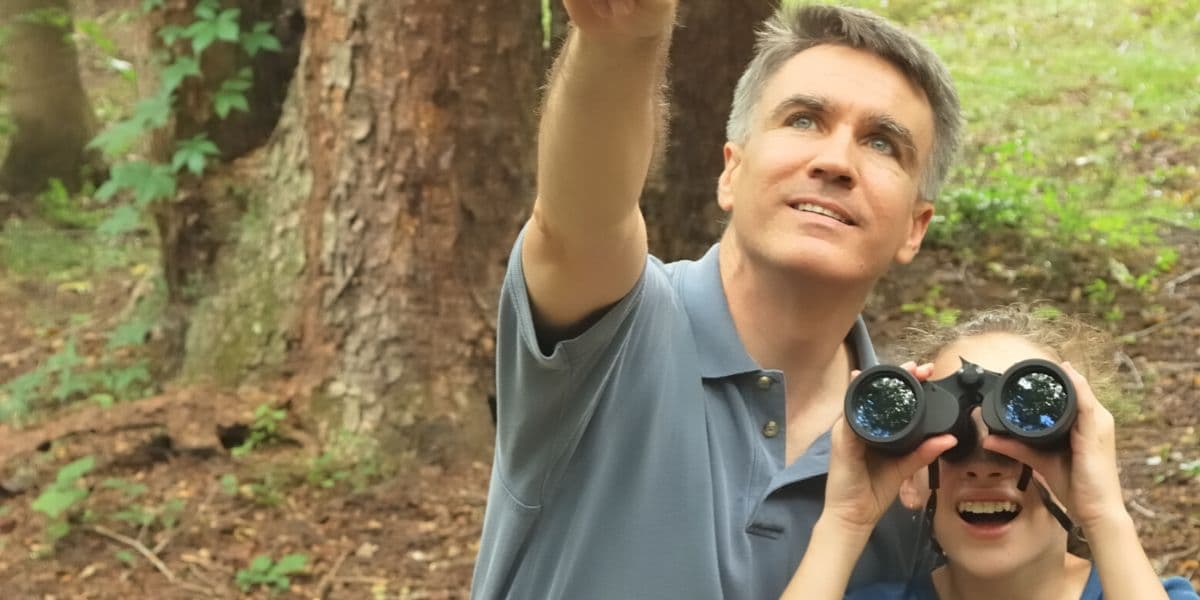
[472,232,920,599]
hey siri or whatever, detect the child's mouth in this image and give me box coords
[957,500,1022,530]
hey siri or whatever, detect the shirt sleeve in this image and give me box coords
[490,226,671,507]
[1163,577,1200,599]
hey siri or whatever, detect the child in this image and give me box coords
[780,306,1199,600]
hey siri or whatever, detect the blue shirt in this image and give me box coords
[471,232,923,599]
[846,566,1200,599]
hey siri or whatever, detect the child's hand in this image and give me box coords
[981,362,1126,532]
[822,362,957,534]
[563,0,677,40]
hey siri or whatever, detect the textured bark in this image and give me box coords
[295,0,543,465]
[177,0,543,466]
[644,1,775,262]
[0,0,97,194]
[174,1,762,467]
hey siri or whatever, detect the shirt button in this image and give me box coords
[756,375,774,390]
[762,420,779,438]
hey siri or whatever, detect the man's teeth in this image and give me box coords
[794,203,849,224]
[957,501,1020,514]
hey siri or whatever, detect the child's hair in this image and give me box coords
[892,303,1120,412]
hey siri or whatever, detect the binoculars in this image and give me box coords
[844,358,1077,461]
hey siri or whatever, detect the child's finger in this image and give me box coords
[895,434,957,478]
[981,435,1063,486]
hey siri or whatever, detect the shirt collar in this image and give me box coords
[679,243,878,379]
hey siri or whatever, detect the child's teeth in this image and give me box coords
[957,501,1019,514]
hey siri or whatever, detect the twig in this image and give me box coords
[1121,305,1200,340]
[185,563,222,596]
[1127,499,1157,519]
[315,548,354,599]
[1112,351,1144,390]
[1165,267,1200,297]
[88,524,176,582]
[333,575,389,584]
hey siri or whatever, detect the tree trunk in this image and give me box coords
[173,0,765,467]
[0,0,97,195]
[178,0,545,467]
[644,0,774,262]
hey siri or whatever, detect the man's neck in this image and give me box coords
[932,551,1091,600]
[717,240,870,398]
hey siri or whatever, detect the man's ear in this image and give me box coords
[717,142,741,213]
[900,472,931,510]
[894,200,934,265]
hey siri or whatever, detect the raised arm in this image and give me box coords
[522,0,676,336]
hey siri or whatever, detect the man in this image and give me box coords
[472,1,963,598]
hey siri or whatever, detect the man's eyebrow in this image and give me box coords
[866,113,918,161]
[767,94,829,123]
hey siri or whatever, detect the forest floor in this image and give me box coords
[0,223,1197,599]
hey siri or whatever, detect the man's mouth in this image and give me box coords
[956,500,1022,525]
[791,202,853,225]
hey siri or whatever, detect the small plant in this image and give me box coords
[232,403,287,457]
[235,553,308,594]
[900,285,961,326]
[31,456,95,546]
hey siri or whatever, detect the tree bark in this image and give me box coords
[178,0,544,466]
[172,0,766,467]
[0,0,97,195]
[644,0,774,262]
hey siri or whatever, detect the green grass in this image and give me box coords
[790,0,1200,254]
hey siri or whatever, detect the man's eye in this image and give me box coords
[788,114,816,129]
[868,137,896,155]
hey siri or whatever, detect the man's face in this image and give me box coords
[718,44,936,283]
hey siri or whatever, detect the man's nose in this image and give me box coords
[807,132,857,189]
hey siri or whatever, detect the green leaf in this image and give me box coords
[194,0,218,20]
[88,120,145,157]
[241,23,281,56]
[46,340,83,372]
[185,20,219,54]
[158,24,185,45]
[115,549,136,565]
[213,91,250,119]
[216,9,241,41]
[45,519,71,541]
[32,487,88,519]
[248,554,273,573]
[107,317,153,349]
[170,135,220,175]
[96,161,177,206]
[159,57,200,94]
[55,456,96,484]
[271,553,308,575]
[131,93,173,129]
[97,205,142,236]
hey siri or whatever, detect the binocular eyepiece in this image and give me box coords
[844,358,1077,461]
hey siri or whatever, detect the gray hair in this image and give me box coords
[726,4,963,200]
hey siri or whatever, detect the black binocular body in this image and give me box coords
[844,358,1077,461]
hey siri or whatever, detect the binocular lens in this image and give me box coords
[1001,370,1069,433]
[850,374,918,439]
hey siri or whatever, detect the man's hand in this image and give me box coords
[563,0,677,40]
[981,362,1126,533]
[821,362,957,534]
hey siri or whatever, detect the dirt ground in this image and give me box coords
[0,222,1197,599]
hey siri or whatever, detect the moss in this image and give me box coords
[180,182,305,385]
